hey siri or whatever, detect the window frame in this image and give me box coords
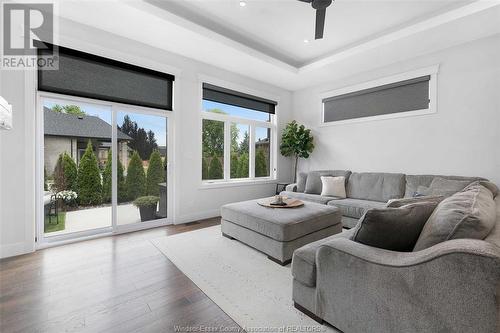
[199,81,278,187]
[319,65,439,127]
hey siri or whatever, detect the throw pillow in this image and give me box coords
[413,182,496,251]
[304,171,333,194]
[352,201,439,252]
[296,172,308,193]
[320,176,346,198]
[387,195,444,208]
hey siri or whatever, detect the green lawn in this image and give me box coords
[44,212,66,233]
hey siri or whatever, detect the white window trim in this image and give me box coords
[319,64,439,127]
[198,79,278,188]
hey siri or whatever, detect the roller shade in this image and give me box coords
[323,75,430,122]
[203,83,277,114]
[38,44,174,110]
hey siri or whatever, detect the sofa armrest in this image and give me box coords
[285,183,298,192]
[314,238,500,332]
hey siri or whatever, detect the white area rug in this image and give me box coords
[152,225,338,333]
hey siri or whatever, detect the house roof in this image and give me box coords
[44,107,132,141]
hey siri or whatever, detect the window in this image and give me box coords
[321,66,438,125]
[201,83,277,183]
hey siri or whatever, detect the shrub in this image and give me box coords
[208,157,223,179]
[255,148,268,177]
[62,153,78,191]
[236,153,249,178]
[53,154,65,192]
[102,151,127,203]
[202,157,209,180]
[77,141,102,205]
[102,152,112,203]
[44,167,48,191]
[230,153,239,179]
[146,150,164,196]
[133,195,159,208]
[126,151,146,200]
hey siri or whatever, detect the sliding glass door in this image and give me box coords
[38,93,172,243]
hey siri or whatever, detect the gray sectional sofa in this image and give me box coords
[282,170,483,228]
[286,170,500,332]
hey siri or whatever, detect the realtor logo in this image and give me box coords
[1,2,57,69]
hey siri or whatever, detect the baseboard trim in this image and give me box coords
[174,209,220,225]
[0,241,35,259]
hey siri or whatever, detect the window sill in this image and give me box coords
[199,178,277,190]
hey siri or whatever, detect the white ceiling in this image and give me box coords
[147,0,471,67]
[53,0,500,90]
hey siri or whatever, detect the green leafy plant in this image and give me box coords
[146,150,165,196]
[77,141,102,205]
[280,120,315,182]
[133,195,159,208]
[236,153,249,178]
[126,151,146,200]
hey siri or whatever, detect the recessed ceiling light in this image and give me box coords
[303,39,309,44]
[239,1,247,7]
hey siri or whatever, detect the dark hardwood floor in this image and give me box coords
[0,218,242,333]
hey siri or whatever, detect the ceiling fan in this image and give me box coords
[298,0,334,40]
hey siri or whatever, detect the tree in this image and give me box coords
[53,153,77,192]
[202,157,209,180]
[208,157,223,180]
[62,153,78,191]
[255,148,268,177]
[237,153,249,178]
[77,141,102,205]
[52,154,66,192]
[230,153,239,179]
[239,131,250,154]
[146,150,164,196]
[280,121,315,182]
[51,104,85,116]
[119,116,159,161]
[126,151,146,200]
[102,151,127,203]
[202,118,224,158]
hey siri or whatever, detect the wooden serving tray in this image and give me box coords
[257,197,304,208]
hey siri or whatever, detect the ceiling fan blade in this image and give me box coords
[297,0,313,2]
[315,8,326,39]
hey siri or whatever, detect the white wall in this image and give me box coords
[292,35,500,186]
[0,20,293,258]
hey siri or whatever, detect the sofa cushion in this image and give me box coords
[416,177,473,197]
[347,172,405,202]
[414,182,497,251]
[221,199,341,242]
[327,198,386,219]
[387,195,444,208]
[320,176,346,198]
[280,191,337,205]
[297,172,308,192]
[304,170,351,194]
[404,174,485,198]
[292,229,355,287]
[352,202,439,252]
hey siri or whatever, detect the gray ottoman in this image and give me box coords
[220,199,342,265]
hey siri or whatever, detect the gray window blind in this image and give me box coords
[38,44,175,110]
[203,83,277,114]
[323,76,430,123]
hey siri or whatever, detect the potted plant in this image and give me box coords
[133,195,159,222]
[280,120,315,182]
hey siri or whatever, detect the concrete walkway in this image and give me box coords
[47,203,152,236]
